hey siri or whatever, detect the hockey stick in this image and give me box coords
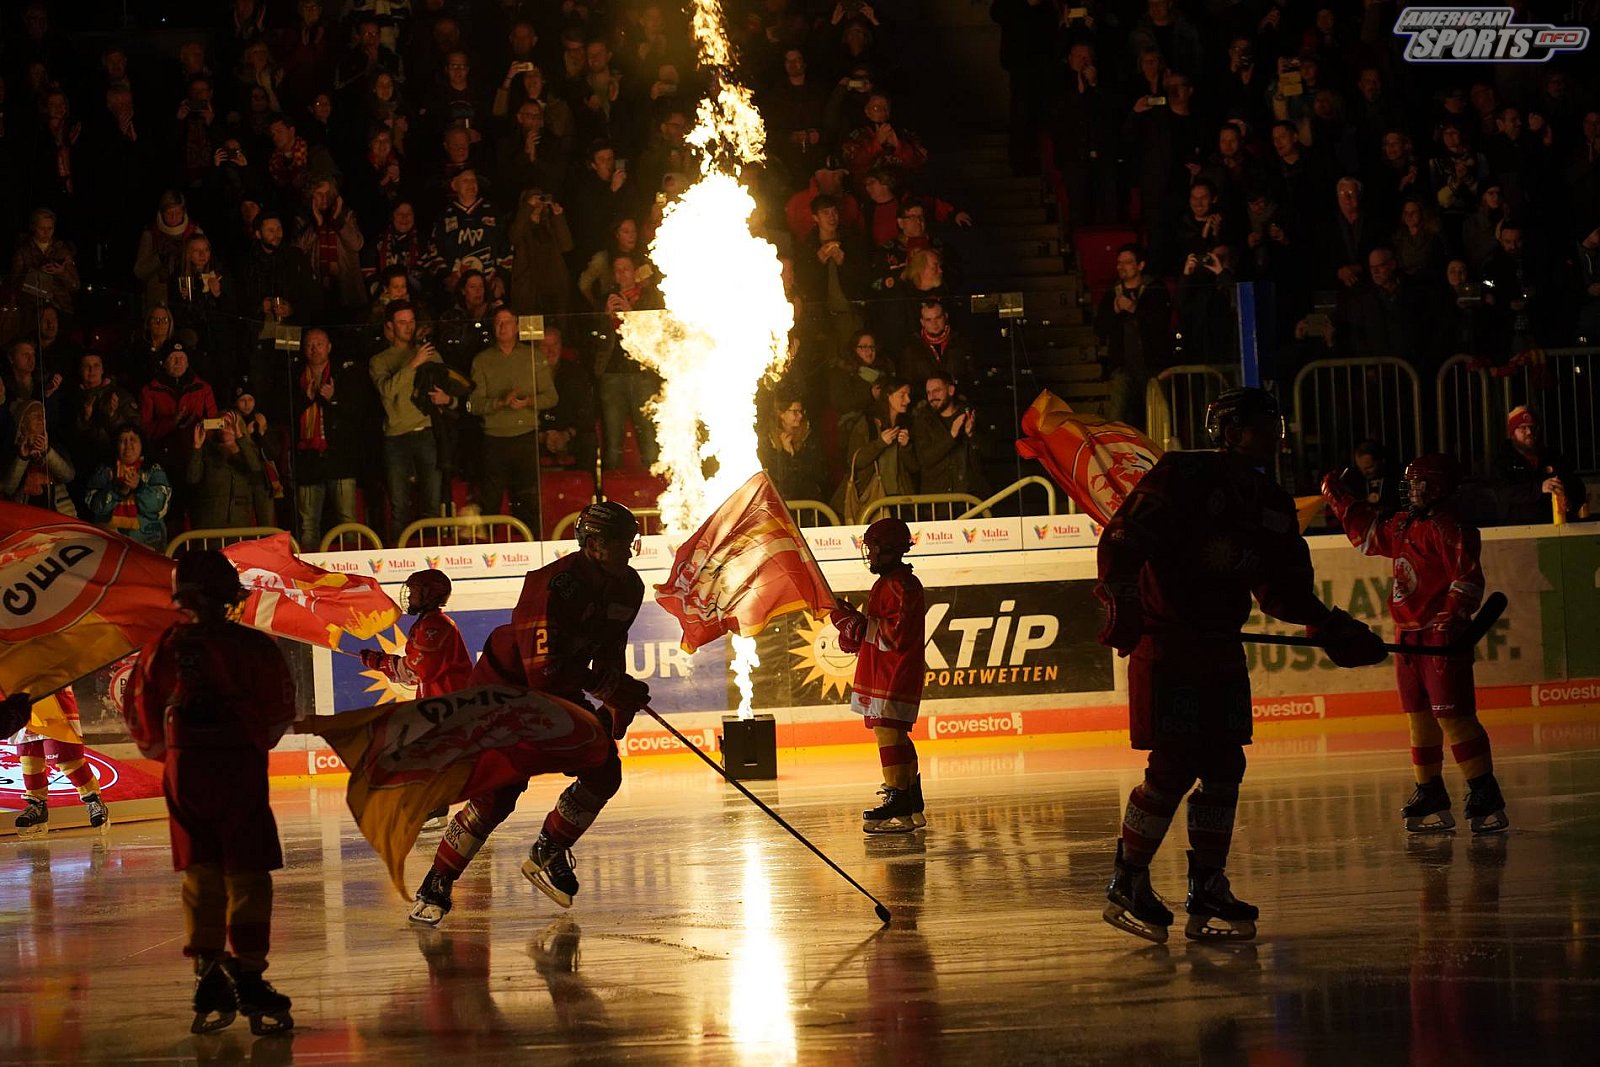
[641,707,892,926]
[1238,591,1506,660]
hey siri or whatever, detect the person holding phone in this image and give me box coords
[369,301,445,543]
[186,407,264,528]
[3,400,75,515]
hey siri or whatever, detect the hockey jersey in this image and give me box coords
[428,198,511,281]
[375,609,473,698]
[846,564,926,724]
[1326,497,1484,631]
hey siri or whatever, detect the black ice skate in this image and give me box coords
[83,793,110,830]
[223,961,293,1036]
[863,785,918,834]
[1402,776,1455,833]
[523,832,580,908]
[1463,773,1509,835]
[14,797,47,838]
[190,955,237,1034]
[1184,851,1258,942]
[909,774,927,830]
[409,866,455,927]
[421,805,450,832]
[1102,840,1173,944]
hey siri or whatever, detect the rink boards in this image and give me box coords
[36,518,1600,780]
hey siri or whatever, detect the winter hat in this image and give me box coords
[1506,405,1535,436]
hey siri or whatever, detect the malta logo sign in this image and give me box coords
[1394,7,1589,62]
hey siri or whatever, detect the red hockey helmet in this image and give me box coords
[861,517,913,571]
[400,568,452,615]
[1403,453,1461,510]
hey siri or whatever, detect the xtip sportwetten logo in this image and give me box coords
[1395,7,1589,62]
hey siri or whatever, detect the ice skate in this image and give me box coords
[909,774,927,830]
[1464,773,1509,835]
[223,961,293,1036]
[862,785,918,834]
[13,797,47,838]
[421,806,450,832]
[83,793,110,831]
[408,866,454,927]
[190,955,237,1034]
[1184,851,1258,942]
[1102,840,1173,944]
[1402,776,1455,833]
[522,832,579,908]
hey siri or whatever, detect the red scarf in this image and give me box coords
[269,137,308,189]
[297,363,330,452]
[919,326,950,359]
[314,221,341,278]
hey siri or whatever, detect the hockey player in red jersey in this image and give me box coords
[408,502,649,924]
[7,686,109,835]
[362,568,473,829]
[1095,387,1387,943]
[832,517,927,833]
[122,550,297,1035]
[1322,452,1508,834]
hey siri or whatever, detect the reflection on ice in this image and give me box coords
[728,837,796,1065]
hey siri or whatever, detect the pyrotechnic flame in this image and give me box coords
[620,0,792,719]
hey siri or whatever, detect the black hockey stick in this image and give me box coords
[1238,591,1507,659]
[642,707,892,926]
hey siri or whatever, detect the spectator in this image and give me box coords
[168,235,237,374]
[1177,245,1238,361]
[495,98,567,202]
[185,409,264,529]
[438,270,499,370]
[1479,223,1544,360]
[370,301,444,543]
[841,94,927,187]
[276,0,336,115]
[535,324,598,474]
[336,20,404,95]
[264,112,335,207]
[901,300,975,393]
[1342,247,1436,364]
[578,217,646,309]
[828,329,893,429]
[364,200,428,298]
[1429,122,1488,242]
[798,194,869,347]
[1491,407,1586,524]
[762,46,829,185]
[131,305,181,385]
[834,376,917,520]
[507,188,574,316]
[33,305,81,379]
[138,343,217,526]
[428,168,511,300]
[989,0,1059,177]
[419,50,488,150]
[1320,177,1379,289]
[1123,72,1202,247]
[493,63,574,145]
[1169,179,1234,274]
[593,254,662,471]
[912,373,986,498]
[1198,124,1262,219]
[1338,439,1405,515]
[1460,181,1506,270]
[3,339,62,427]
[9,207,79,316]
[1127,0,1204,79]
[568,140,633,262]
[84,427,171,548]
[290,328,361,548]
[68,351,136,485]
[1053,41,1121,228]
[294,177,366,310]
[3,400,74,515]
[757,388,828,502]
[1369,129,1423,227]
[133,191,204,312]
[344,127,410,245]
[636,105,698,196]
[1095,245,1172,428]
[173,74,222,192]
[1440,259,1486,358]
[1577,222,1600,342]
[468,307,558,531]
[1392,199,1447,281]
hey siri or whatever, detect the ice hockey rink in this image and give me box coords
[3,712,1598,1066]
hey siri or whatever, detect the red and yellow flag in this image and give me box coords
[1015,390,1163,524]
[653,471,836,653]
[224,533,399,650]
[0,502,183,705]
[304,685,613,896]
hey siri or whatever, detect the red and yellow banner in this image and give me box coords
[654,471,836,652]
[0,503,184,706]
[304,685,613,896]
[1015,391,1163,524]
[224,533,399,650]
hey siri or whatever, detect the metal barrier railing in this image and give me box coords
[958,476,1059,519]
[1436,354,1497,474]
[550,507,664,541]
[1146,365,1235,452]
[786,500,841,527]
[397,515,536,548]
[318,523,384,553]
[859,493,986,524]
[167,527,297,556]
[1293,357,1423,483]
[1497,348,1600,474]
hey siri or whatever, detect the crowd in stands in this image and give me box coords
[994,0,1600,496]
[0,0,991,551]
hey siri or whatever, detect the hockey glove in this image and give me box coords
[1309,608,1388,668]
[831,605,866,654]
[360,649,387,671]
[592,670,650,739]
[1426,610,1468,646]
[1093,581,1142,657]
[1319,469,1356,511]
[0,692,30,738]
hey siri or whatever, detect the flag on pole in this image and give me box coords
[1015,390,1163,524]
[653,471,836,653]
[224,533,400,650]
[303,685,613,896]
[0,502,183,703]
